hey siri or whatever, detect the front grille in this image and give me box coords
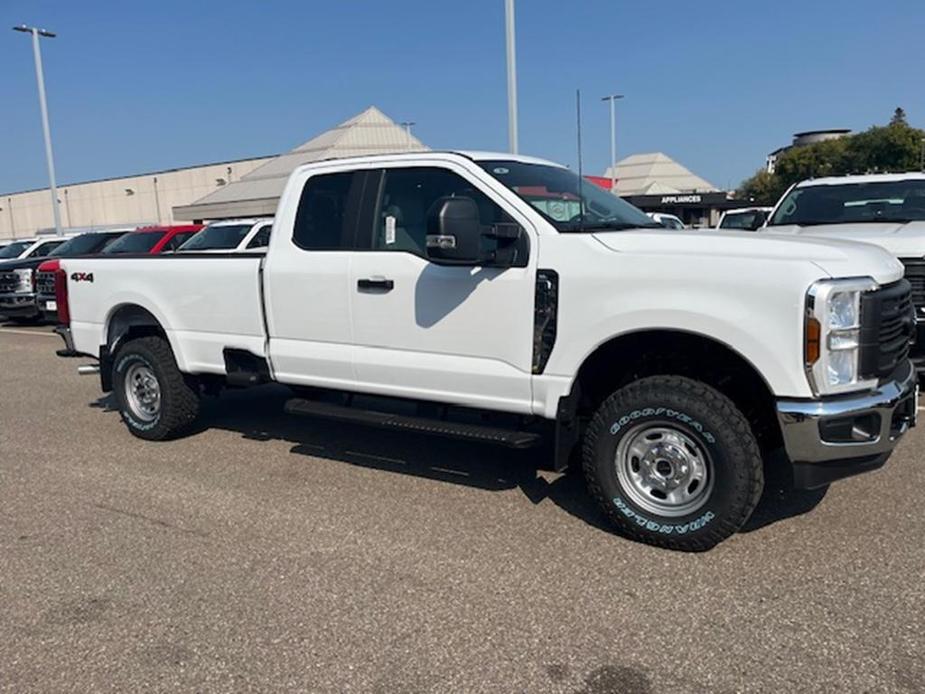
[36,271,56,298]
[900,258,925,318]
[859,279,915,380]
[0,271,18,293]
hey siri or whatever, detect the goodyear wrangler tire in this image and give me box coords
[582,375,763,551]
[112,336,200,441]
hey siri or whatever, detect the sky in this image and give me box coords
[2,0,923,194]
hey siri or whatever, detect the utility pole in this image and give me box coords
[13,25,63,236]
[601,94,624,193]
[504,0,519,153]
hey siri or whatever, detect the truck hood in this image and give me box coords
[763,221,925,259]
[591,229,905,284]
[0,257,44,272]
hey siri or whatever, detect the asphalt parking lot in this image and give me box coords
[1,325,924,693]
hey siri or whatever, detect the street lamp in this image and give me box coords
[601,94,624,193]
[400,121,416,151]
[13,24,63,236]
[504,0,518,154]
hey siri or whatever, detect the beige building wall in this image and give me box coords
[0,156,274,241]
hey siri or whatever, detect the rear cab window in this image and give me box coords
[292,172,365,250]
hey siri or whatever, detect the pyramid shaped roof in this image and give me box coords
[174,106,428,220]
[604,152,717,196]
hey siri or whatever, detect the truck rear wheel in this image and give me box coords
[582,375,763,551]
[112,336,200,440]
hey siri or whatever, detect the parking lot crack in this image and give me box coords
[92,502,209,538]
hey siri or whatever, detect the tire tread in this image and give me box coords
[582,375,763,551]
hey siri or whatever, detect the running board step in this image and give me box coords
[284,398,542,448]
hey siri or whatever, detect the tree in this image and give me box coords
[738,111,924,200]
[738,170,788,205]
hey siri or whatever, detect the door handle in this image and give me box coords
[357,277,394,292]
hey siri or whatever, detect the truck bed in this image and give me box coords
[63,254,267,374]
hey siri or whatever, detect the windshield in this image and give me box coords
[769,179,925,226]
[478,160,658,232]
[102,231,165,254]
[179,224,252,251]
[49,232,122,257]
[720,211,763,230]
[0,240,33,258]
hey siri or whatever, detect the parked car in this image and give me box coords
[647,212,685,230]
[0,228,131,322]
[763,173,925,370]
[717,207,772,231]
[178,218,273,253]
[54,151,916,551]
[100,224,204,256]
[33,228,136,323]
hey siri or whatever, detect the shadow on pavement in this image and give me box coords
[89,385,826,538]
[741,448,827,532]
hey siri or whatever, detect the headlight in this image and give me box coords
[805,277,879,395]
[13,268,34,293]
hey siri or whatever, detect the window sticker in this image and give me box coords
[385,215,397,245]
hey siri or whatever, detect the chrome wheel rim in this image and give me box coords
[615,423,714,517]
[124,362,161,422]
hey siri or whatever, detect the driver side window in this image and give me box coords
[370,167,523,262]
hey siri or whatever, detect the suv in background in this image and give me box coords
[717,207,772,231]
[764,173,925,369]
[100,224,204,256]
[178,218,273,253]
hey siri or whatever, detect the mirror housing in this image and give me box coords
[425,197,483,265]
[748,210,769,230]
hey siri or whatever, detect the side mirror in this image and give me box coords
[425,197,483,265]
[748,211,769,231]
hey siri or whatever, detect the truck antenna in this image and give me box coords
[576,89,585,231]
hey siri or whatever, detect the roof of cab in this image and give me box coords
[293,150,566,174]
[796,172,925,187]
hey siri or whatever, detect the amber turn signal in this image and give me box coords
[805,316,821,366]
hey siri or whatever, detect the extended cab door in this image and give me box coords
[349,163,537,414]
[263,170,367,389]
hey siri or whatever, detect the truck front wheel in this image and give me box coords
[112,336,200,441]
[582,375,763,551]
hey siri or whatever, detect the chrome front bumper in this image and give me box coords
[777,362,917,487]
[0,292,39,316]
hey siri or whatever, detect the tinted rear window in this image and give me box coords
[103,231,165,254]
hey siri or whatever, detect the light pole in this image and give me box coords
[13,24,63,236]
[400,121,416,151]
[920,137,924,172]
[601,94,623,193]
[504,0,518,154]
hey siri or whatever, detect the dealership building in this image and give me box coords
[604,152,743,227]
[0,107,425,241]
[3,108,743,239]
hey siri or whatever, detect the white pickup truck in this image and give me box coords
[764,172,925,370]
[53,151,918,551]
